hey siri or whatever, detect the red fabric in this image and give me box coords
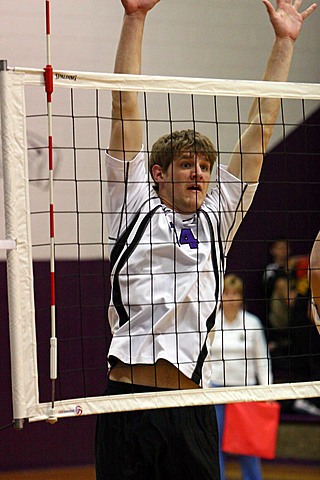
[222,401,281,459]
[295,255,309,279]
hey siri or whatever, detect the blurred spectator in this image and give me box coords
[209,274,272,480]
[263,238,294,302]
[263,238,320,415]
[262,238,299,377]
[263,238,297,335]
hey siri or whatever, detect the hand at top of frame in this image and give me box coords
[121,0,161,16]
[262,0,317,42]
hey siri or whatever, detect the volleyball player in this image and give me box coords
[310,231,320,334]
[95,1,317,479]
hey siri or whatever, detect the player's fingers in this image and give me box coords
[293,0,302,9]
[301,2,317,19]
[262,0,275,16]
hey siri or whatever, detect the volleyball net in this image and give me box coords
[1,64,320,426]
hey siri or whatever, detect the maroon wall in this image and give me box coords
[0,260,111,470]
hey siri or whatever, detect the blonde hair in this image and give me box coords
[223,274,243,296]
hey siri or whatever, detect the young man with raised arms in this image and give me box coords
[95,2,317,479]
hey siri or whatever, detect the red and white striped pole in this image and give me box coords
[44,0,57,423]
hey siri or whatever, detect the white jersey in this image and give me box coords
[106,149,257,385]
[209,309,272,387]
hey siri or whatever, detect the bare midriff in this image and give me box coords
[109,358,199,390]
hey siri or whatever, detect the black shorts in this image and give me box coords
[95,381,220,480]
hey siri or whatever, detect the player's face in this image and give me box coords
[158,152,211,213]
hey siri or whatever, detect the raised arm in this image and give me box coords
[310,231,320,333]
[109,0,160,160]
[227,0,317,182]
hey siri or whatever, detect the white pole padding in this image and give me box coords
[0,66,39,422]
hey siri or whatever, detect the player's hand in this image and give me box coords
[262,0,317,42]
[121,0,160,15]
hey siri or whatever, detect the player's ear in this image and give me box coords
[152,164,164,183]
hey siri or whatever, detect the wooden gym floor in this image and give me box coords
[0,461,319,480]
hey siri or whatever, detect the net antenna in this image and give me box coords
[43,0,58,425]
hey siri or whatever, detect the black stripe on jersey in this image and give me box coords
[110,196,158,269]
[110,209,142,270]
[112,205,162,327]
[191,210,224,385]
